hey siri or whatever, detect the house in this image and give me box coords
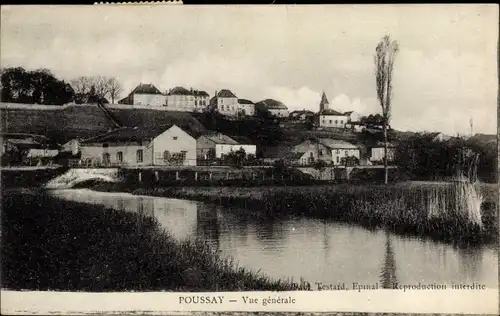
[80,124,197,166]
[318,109,352,128]
[318,139,361,166]
[209,89,241,117]
[423,132,452,142]
[369,141,396,163]
[197,133,257,160]
[237,99,255,117]
[255,99,289,118]
[118,83,166,106]
[1,133,59,166]
[289,110,315,121]
[165,87,210,112]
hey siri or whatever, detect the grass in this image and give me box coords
[89,180,498,245]
[0,104,207,144]
[1,190,294,292]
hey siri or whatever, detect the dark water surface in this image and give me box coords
[49,189,498,289]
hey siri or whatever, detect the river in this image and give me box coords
[49,189,498,289]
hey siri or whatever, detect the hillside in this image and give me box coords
[0,104,208,144]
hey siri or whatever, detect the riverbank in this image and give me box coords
[88,181,498,245]
[2,190,294,291]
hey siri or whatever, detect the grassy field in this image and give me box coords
[0,104,207,144]
[1,190,294,292]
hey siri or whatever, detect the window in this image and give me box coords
[173,136,178,140]
[319,150,323,156]
[163,150,170,161]
[336,149,340,154]
[341,120,343,124]
[136,149,143,163]
[102,143,109,148]
[329,120,332,124]
[336,156,340,163]
[220,99,224,104]
[345,150,348,156]
[116,151,123,163]
[335,120,338,124]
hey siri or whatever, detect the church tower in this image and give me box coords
[319,92,329,112]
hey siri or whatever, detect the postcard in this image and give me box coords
[0,3,498,315]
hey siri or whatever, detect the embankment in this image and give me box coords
[1,166,68,189]
[90,181,498,245]
[1,190,294,292]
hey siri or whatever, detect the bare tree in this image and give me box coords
[70,76,114,103]
[71,76,91,95]
[374,35,399,184]
[106,77,123,104]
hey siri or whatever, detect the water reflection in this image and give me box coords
[49,189,498,289]
[380,233,398,288]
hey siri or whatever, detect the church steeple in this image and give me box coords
[320,91,329,112]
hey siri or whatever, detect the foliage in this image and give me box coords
[222,148,247,168]
[1,67,74,105]
[393,135,495,182]
[313,159,327,170]
[340,155,360,166]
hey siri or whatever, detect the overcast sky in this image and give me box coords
[1,5,498,135]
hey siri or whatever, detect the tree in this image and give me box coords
[374,35,399,184]
[70,75,114,104]
[107,77,123,104]
[0,67,74,105]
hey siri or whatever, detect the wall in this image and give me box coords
[152,125,197,166]
[331,148,360,165]
[133,94,166,107]
[80,142,153,166]
[319,114,350,128]
[370,147,395,162]
[217,97,240,116]
[166,95,195,111]
[269,109,289,118]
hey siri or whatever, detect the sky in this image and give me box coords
[1,4,498,135]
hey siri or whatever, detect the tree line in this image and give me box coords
[0,67,123,105]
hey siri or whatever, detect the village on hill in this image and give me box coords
[0,68,496,183]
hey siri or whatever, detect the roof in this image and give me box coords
[238,99,254,104]
[230,135,254,144]
[193,90,209,97]
[131,83,163,95]
[255,99,288,110]
[82,125,175,144]
[317,138,359,149]
[200,133,239,145]
[217,89,237,98]
[290,110,314,115]
[168,87,191,95]
[319,109,345,116]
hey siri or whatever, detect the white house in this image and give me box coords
[80,124,197,166]
[197,133,256,160]
[118,83,166,107]
[237,99,255,116]
[255,99,289,118]
[320,139,360,165]
[210,89,241,117]
[165,87,210,112]
[318,109,352,128]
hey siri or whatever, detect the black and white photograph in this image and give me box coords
[0,4,498,315]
